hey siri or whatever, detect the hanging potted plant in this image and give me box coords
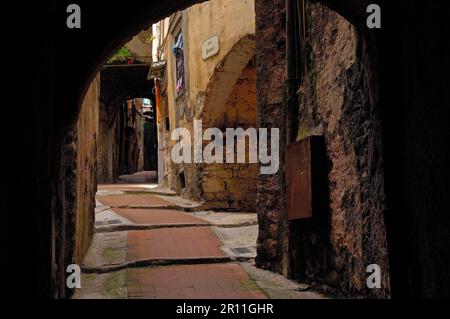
[107,47,136,65]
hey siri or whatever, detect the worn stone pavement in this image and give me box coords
[74,177,324,299]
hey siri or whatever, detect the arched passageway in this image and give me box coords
[200,54,258,211]
[76,0,263,299]
[9,0,208,299]
[98,63,157,184]
[7,0,450,299]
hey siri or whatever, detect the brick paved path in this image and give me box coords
[75,184,267,299]
[127,264,266,299]
[126,227,224,261]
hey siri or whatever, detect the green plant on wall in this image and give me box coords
[107,47,136,64]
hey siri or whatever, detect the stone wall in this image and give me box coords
[98,98,149,184]
[255,0,390,298]
[107,115,121,182]
[201,61,258,211]
[98,104,120,185]
[97,102,109,184]
[291,3,388,297]
[224,62,258,129]
[254,0,289,275]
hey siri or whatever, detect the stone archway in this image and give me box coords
[12,0,209,299]
[197,35,256,128]
[192,35,257,211]
[12,0,450,299]
[12,0,382,299]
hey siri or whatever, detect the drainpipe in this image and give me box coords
[286,0,300,143]
[154,79,162,125]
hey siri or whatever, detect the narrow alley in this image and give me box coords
[9,0,450,302]
[74,172,322,299]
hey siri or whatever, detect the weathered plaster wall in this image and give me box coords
[74,75,99,264]
[185,0,256,110]
[58,75,100,298]
[159,96,176,189]
[156,0,258,210]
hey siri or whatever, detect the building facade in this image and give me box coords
[150,0,258,211]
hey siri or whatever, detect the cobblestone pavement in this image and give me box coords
[74,182,325,299]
